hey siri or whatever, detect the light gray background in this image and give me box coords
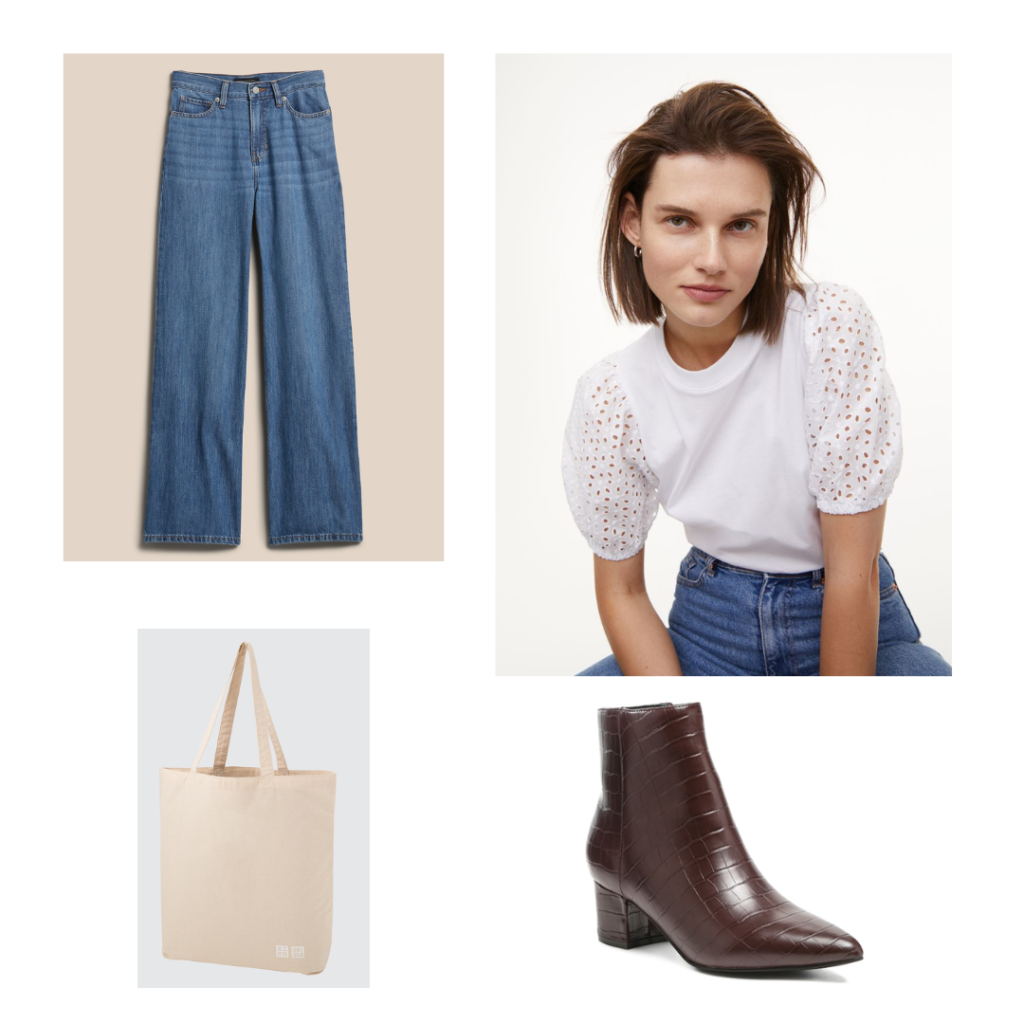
[137,629,370,987]
[496,54,952,674]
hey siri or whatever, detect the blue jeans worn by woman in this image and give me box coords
[144,70,362,546]
[578,546,952,676]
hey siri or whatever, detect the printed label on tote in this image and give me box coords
[292,946,304,958]
[276,945,289,957]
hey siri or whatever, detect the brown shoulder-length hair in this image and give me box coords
[601,81,824,346]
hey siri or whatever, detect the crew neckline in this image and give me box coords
[653,304,759,393]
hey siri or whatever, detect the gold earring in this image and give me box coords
[634,245,642,257]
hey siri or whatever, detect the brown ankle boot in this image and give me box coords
[588,702,863,972]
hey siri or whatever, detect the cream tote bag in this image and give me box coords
[160,641,336,975]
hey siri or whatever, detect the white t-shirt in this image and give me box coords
[561,281,903,572]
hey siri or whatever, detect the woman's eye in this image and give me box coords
[667,216,756,233]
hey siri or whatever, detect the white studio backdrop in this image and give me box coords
[496,53,952,676]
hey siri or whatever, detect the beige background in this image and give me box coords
[64,54,443,560]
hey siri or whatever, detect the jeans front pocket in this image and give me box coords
[180,96,213,113]
[676,551,709,589]
[283,86,332,119]
[170,90,218,118]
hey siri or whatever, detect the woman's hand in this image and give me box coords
[594,548,683,675]
[819,503,887,675]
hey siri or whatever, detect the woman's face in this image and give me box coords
[621,152,772,337]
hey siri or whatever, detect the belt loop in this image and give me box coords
[219,80,229,108]
[271,79,283,107]
[706,555,715,577]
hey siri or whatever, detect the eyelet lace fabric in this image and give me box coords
[562,282,904,561]
[803,283,903,514]
[561,360,660,560]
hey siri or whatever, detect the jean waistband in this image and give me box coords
[170,69,325,101]
[687,545,825,582]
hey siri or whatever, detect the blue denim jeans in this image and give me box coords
[578,546,952,676]
[144,70,362,546]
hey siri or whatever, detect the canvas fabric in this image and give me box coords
[160,641,336,974]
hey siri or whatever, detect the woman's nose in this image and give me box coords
[692,236,726,273]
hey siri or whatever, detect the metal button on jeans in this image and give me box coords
[252,86,260,93]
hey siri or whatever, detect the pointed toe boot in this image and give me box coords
[587,702,863,973]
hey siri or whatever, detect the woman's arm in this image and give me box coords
[818,502,887,675]
[594,548,682,676]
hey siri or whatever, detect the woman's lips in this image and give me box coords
[683,286,729,302]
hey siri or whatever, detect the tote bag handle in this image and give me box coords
[212,643,288,774]
[189,642,288,780]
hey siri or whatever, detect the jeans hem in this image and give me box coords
[269,532,362,545]
[143,534,240,545]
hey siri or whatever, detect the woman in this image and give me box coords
[561,82,951,676]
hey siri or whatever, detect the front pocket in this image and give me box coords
[179,96,212,113]
[676,555,708,589]
[283,88,332,119]
[170,94,218,119]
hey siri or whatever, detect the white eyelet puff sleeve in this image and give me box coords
[804,283,903,514]
[561,359,660,559]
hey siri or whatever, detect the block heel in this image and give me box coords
[594,882,667,949]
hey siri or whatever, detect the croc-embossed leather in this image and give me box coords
[587,702,863,972]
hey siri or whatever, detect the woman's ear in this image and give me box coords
[620,193,642,247]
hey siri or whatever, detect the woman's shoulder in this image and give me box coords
[573,323,662,392]
[793,280,873,320]
[793,281,877,356]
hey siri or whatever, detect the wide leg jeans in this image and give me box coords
[144,69,362,546]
